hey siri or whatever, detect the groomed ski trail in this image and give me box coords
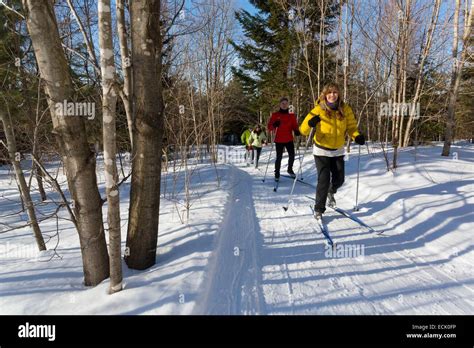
[194,144,473,314]
[193,165,266,315]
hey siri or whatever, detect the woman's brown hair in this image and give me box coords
[253,124,263,134]
[319,83,345,120]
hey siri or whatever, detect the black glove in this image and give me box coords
[308,116,321,127]
[294,129,301,136]
[273,120,281,128]
[355,134,365,145]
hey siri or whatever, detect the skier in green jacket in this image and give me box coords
[241,126,253,165]
[249,124,267,168]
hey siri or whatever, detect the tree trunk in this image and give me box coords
[402,0,441,147]
[34,162,47,201]
[398,0,410,149]
[442,0,473,156]
[66,0,99,69]
[392,5,404,169]
[126,0,164,270]
[98,0,122,293]
[342,0,354,102]
[22,0,109,286]
[1,109,46,251]
[116,0,134,149]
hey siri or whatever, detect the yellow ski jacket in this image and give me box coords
[299,101,360,150]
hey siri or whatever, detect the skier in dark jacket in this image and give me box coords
[267,97,300,181]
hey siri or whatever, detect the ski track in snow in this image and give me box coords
[198,144,473,315]
[256,181,394,315]
[1,143,473,314]
[193,165,266,314]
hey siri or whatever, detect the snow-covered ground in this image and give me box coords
[0,142,473,314]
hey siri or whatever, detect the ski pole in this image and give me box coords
[262,127,278,183]
[295,127,314,181]
[283,127,315,211]
[295,135,305,180]
[354,144,361,211]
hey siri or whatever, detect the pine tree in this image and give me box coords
[230,1,293,115]
[230,0,340,119]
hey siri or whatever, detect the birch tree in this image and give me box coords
[98,0,122,293]
[442,0,473,156]
[116,0,134,149]
[1,108,46,251]
[401,0,441,147]
[22,0,109,286]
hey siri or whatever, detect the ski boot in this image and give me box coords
[314,210,323,220]
[287,168,296,179]
[327,191,336,208]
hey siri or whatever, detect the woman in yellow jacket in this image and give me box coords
[299,83,365,219]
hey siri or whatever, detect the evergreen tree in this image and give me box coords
[0,1,45,155]
[230,0,340,120]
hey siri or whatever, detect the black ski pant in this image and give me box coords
[314,155,345,213]
[274,141,295,174]
[253,147,262,167]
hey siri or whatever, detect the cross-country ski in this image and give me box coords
[310,205,336,248]
[280,174,316,189]
[305,195,385,235]
[273,178,280,192]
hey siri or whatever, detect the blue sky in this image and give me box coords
[235,0,257,14]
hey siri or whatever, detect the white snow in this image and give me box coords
[0,142,473,314]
